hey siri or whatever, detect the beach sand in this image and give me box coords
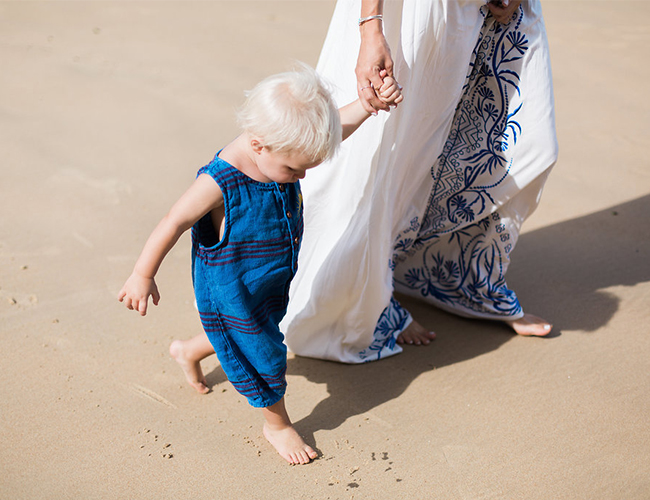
[1,1,649,498]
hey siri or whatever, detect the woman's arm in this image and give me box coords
[118,174,223,315]
[356,0,393,114]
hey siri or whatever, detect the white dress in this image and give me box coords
[281,0,558,363]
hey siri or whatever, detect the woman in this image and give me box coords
[281,0,558,363]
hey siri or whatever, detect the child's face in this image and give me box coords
[255,147,321,184]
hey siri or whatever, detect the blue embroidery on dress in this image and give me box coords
[419,10,527,236]
[386,8,526,320]
[400,216,520,317]
[359,297,408,362]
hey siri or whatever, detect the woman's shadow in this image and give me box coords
[284,194,650,442]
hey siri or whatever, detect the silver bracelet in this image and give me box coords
[358,14,383,26]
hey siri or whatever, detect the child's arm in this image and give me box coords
[118,174,223,316]
[340,100,373,141]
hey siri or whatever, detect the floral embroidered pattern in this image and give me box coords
[359,297,409,362]
[384,8,527,321]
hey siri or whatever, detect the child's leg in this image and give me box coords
[262,397,318,465]
[169,332,214,394]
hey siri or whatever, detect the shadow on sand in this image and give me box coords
[284,194,650,440]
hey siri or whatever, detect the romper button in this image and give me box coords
[279,184,285,191]
[286,211,292,218]
[294,237,299,244]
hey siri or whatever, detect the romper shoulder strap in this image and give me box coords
[197,154,243,198]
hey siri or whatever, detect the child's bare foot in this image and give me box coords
[169,339,210,394]
[263,422,318,465]
[505,313,553,337]
[262,397,318,465]
[397,320,436,345]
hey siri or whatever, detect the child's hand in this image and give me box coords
[377,70,404,107]
[118,273,160,316]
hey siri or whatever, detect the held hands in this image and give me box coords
[356,69,403,116]
[118,272,160,316]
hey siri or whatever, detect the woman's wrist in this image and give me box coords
[359,20,384,40]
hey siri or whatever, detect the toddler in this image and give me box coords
[118,64,402,465]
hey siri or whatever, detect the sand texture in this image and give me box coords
[1,1,649,499]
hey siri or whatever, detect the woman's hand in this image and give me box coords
[487,0,523,24]
[355,25,394,114]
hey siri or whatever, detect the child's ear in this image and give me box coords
[250,137,264,154]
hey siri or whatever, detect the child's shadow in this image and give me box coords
[289,194,650,439]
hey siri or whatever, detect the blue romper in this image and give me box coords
[191,154,303,408]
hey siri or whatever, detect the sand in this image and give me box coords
[1,1,649,498]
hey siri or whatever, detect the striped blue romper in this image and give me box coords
[191,154,303,408]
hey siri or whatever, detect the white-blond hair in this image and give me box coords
[237,64,341,163]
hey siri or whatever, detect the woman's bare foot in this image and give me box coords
[505,313,553,337]
[396,319,436,345]
[169,337,213,394]
[262,398,318,465]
